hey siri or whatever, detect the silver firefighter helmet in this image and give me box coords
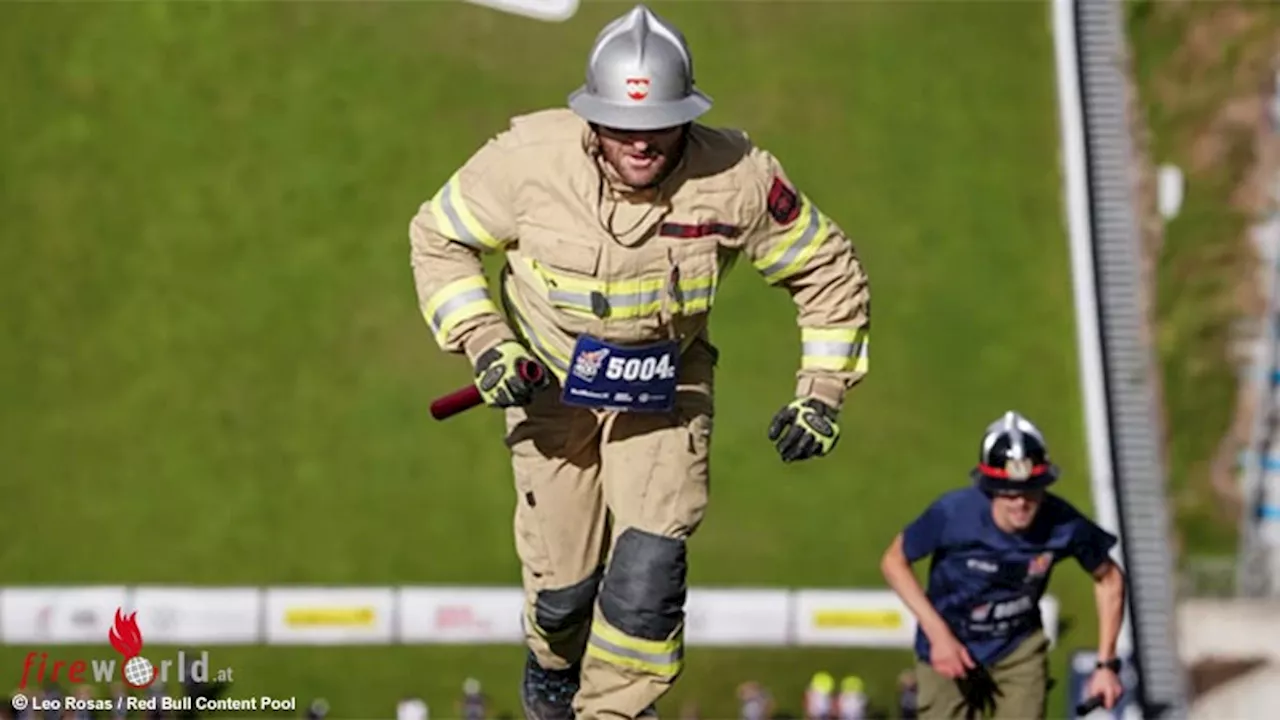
[970,410,1060,490]
[567,4,712,131]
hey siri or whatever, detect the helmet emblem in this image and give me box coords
[1005,457,1034,481]
[625,77,650,101]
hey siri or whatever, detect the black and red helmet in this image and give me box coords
[970,411,1060,492]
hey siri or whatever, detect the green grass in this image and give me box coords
[1127,0,1280,560]
[1,1,1099,717]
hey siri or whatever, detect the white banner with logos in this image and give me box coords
[264,587,394,644]
[0,586,130,644]
[0,586,1060,648]
[685,589,791,646]
[793,589,1061,649]
[398,587,524,643]
[396,587,793,646]
[130,587,261,644]
[792,589,917,648]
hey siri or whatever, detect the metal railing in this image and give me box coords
[1067,0,1191,715]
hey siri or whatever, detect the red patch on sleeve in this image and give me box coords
[767,176,800,225]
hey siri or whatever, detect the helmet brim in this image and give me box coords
[568,87,712,131]
[970,464,1059,493]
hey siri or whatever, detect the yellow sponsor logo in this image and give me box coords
[812,608,903,629]
[285,607,376,627]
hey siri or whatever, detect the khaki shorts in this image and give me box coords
[916,630,1050,720]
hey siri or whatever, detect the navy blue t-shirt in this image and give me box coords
[902,486,1118,666]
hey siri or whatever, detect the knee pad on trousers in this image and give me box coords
[598,528,687,640]
[535,566,604,634]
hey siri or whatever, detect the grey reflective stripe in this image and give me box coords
[438,179,488,249]
[589,633,682,668]
[429,287,491,333]
[547,289,595,309]
[548,288,662,310]
[760,203,821,279]
[504,286,568,373]
[680,284,712,303]
[802,339,866,360]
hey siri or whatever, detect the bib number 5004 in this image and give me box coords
[605,354,675,382]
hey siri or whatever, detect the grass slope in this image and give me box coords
[0,2,1095,717]
[1128,0,1280,562]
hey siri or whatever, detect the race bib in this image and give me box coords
[561,335,679,413]
[960,595,1039,639]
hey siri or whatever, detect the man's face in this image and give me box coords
[991,488,1045,532]
[596,124,685,189]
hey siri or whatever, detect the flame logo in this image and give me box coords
[108,608,144,659]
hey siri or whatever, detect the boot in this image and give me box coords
[520,650,580,720]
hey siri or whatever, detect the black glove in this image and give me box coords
[473,341,547,408]
[768,398,841,462]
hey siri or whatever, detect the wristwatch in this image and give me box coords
[1096,657,1122,672]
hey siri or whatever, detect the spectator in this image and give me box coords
[182,654,227,715]
[65,685,95,720]
[144,681,169,720]
[40,684,60,720]
[396,696,428,720]
[456,678,486,720]
[304,699,329,720]
[736,681,773,720]
[9,689,33,720]
[835,676,867,720]
[803,672,834,720]
[108,684,126,720]
[897,670,918,719]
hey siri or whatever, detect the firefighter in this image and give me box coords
[408,4,871,719]
[878,411,1127,719]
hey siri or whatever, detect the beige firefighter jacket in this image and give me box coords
[408,109,870,411]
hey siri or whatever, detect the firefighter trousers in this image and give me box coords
[915,630,1050,720]
[504,337,717,720]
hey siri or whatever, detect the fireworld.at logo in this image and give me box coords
[19,608,233,689]
[109,609,155,687]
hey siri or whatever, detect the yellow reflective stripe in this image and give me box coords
[677,274,716,312]
[754,197,827,284]
[536,260,664,312]
[587,644,682,678]
[423,275,499,345]
[428,175,504,251]
[587,620,682,676]
[590,618,680,656]
[502,281,570,377]
[801,327,869,373]
[530,259,716,319]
